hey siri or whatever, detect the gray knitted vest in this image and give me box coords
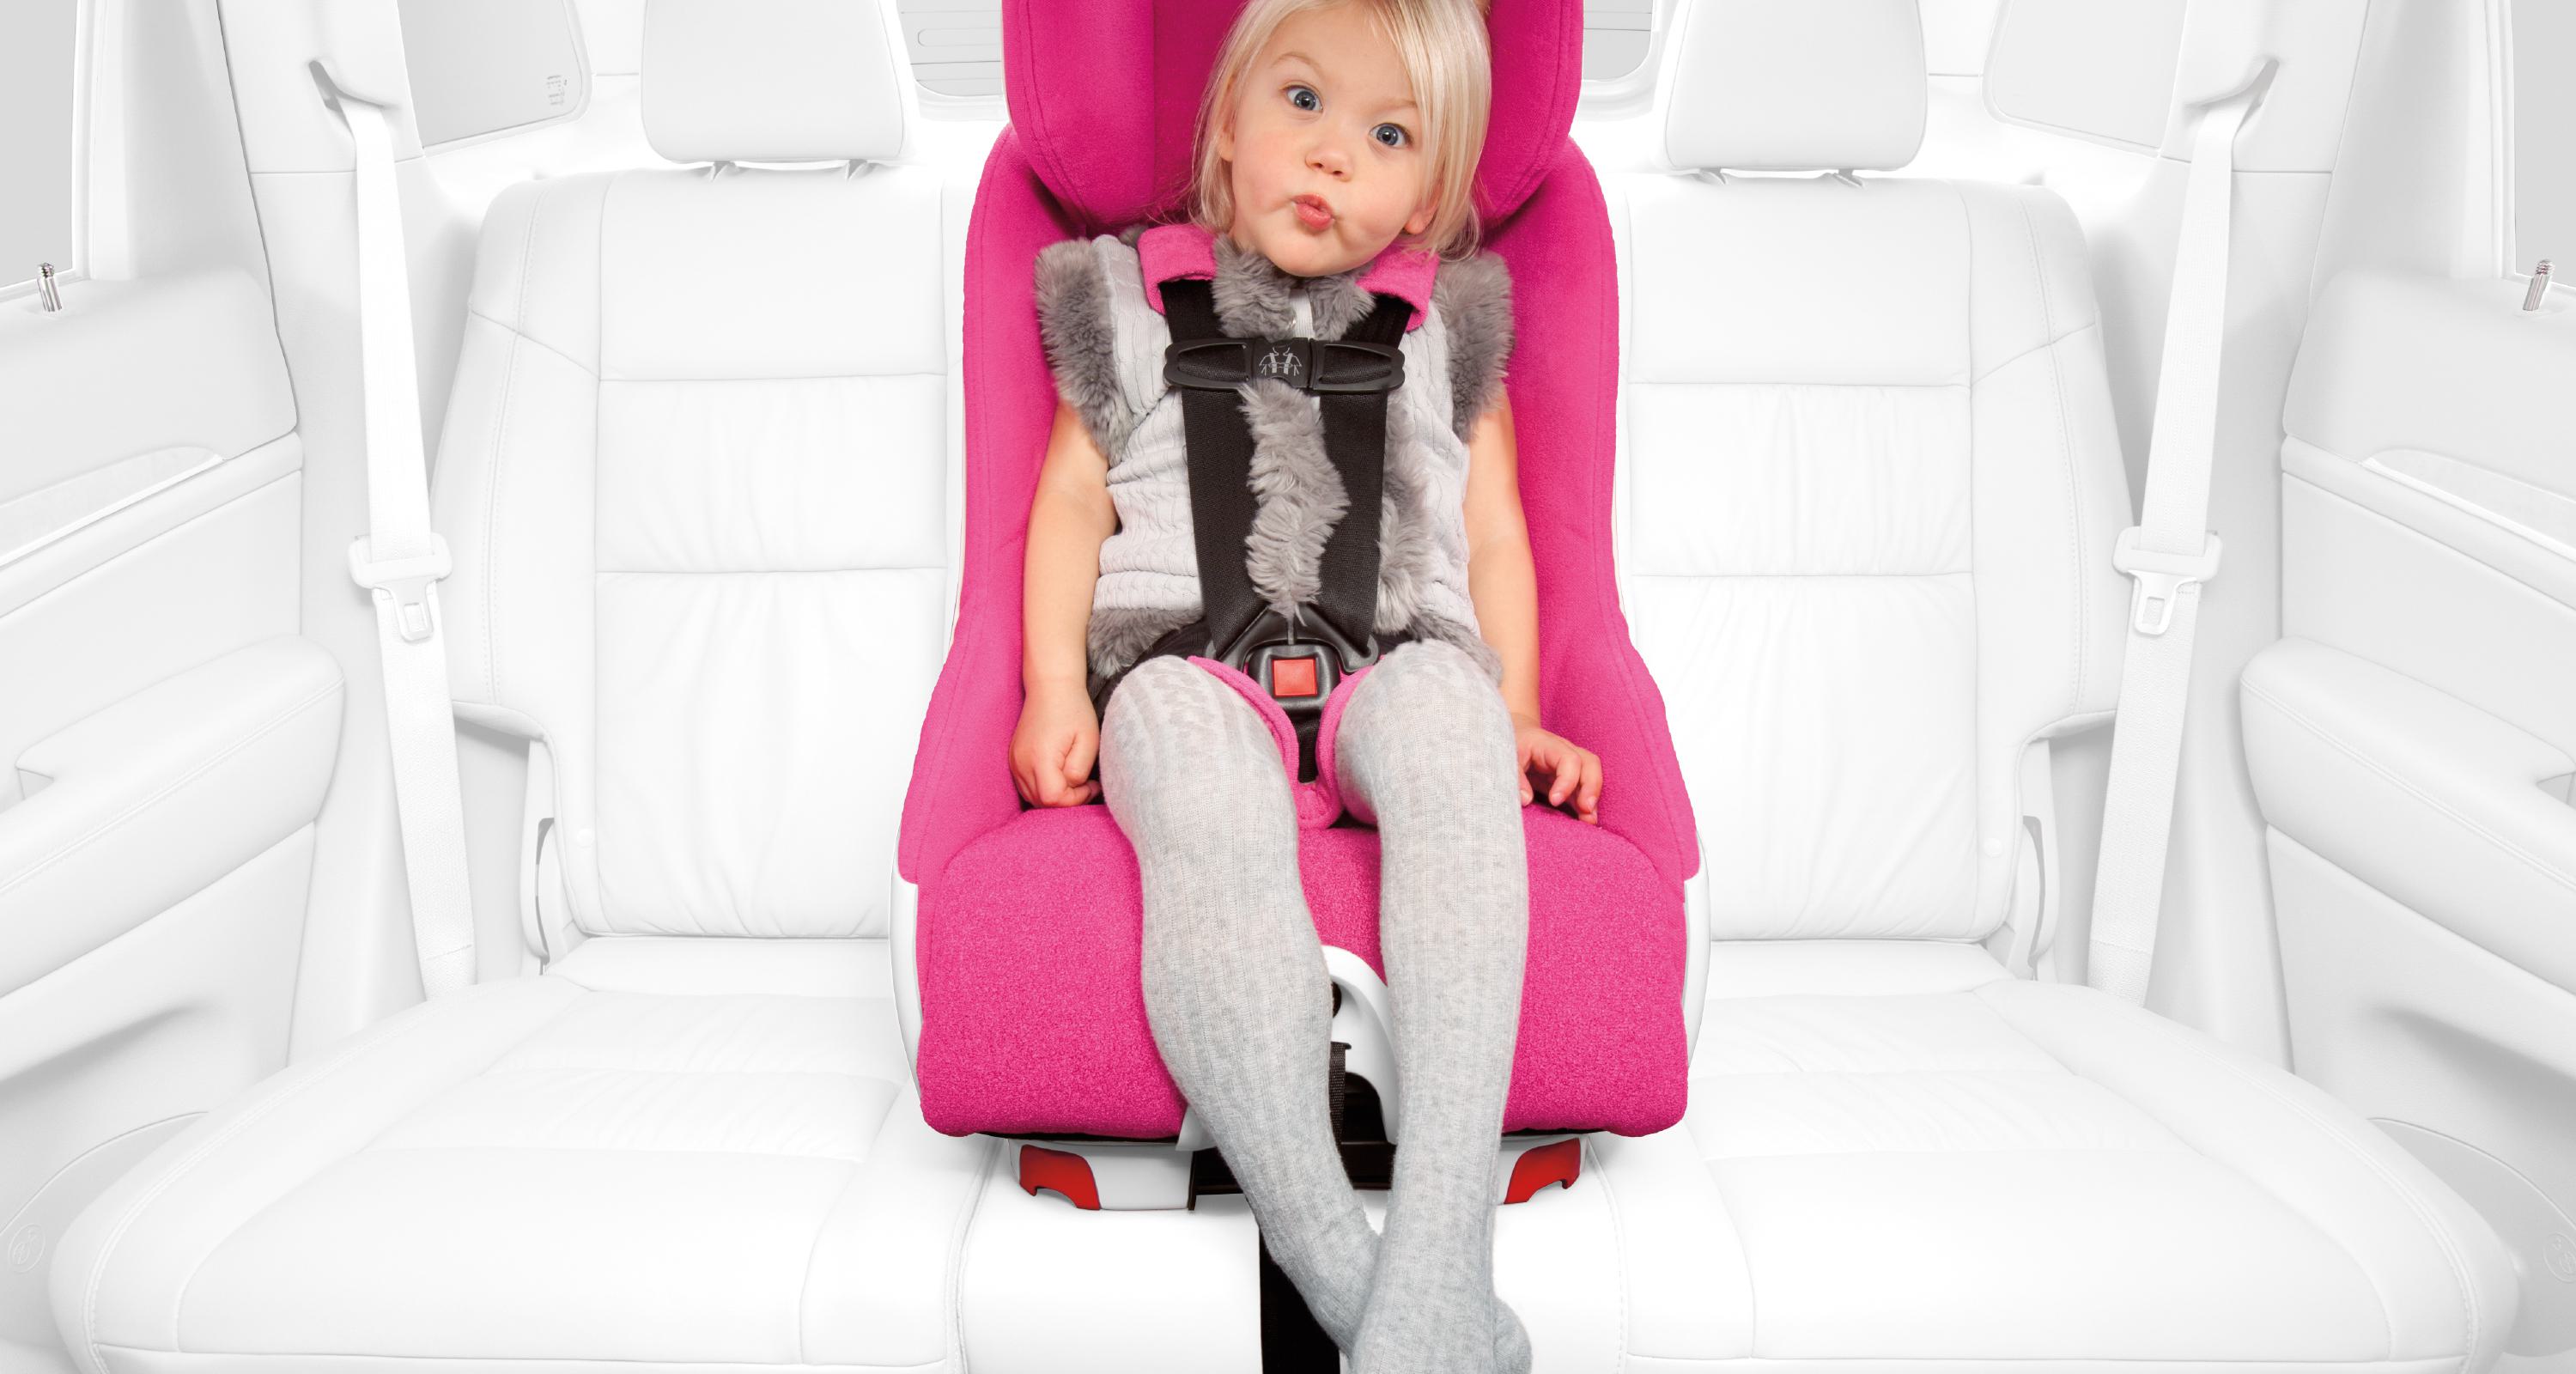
[1035,232,1516,679]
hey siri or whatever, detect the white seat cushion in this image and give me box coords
[52,939,989,1372]
[1600,942,2514,1369]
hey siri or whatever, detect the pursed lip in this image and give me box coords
[1291,193,1336,231]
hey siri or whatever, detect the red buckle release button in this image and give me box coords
[1268,655,1321,699]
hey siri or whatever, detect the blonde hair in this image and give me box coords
[1188,0,1492,261]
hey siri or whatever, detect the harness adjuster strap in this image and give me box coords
[1163,336,1405,395]
[2110,526,2223,637]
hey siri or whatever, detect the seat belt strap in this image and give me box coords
[338,94,477,998]
[2087,69,2271,1003]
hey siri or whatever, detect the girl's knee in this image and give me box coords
[1102,657,1284,812]
[1352,641,1513,742]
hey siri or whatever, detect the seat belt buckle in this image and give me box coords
[349,533,454,644]
[2111,526,2222,637]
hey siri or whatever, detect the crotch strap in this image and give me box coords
[1189,657,1375,829]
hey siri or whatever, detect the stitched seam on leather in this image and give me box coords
[938,1136,998,1371]
[2015,198,2088,725]
[1690,1067,2086,1079]
[787,1161,866,1360]
[1967,319,2101,384]
[76,988,510,1368]
[593,565,950,577]
[1631,377,1967,391]
[482,185,546,709]
[470,1065,892,1081]
[598,369,951,383]
[580,174,617,936]
[0,679,342,901]
[1701,1163,1763,1351]
[1975,986,2401,1353]
[88,1341,951,1371]
[1984,985,2478,1363]
[155,991,595,1353]
[1585,1136,1631,1372]
[2243,680,2576,894]
[2128,1002,2479,1365]
[467,307,592,376]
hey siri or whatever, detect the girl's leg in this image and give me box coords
[1098,658,1379,1345]
[1334,641,1534,1374]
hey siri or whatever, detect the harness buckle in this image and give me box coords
[2111,526,2222,637]
[349,533,454,644]
[1218,607,1383,718]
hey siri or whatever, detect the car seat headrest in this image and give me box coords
[642,0,912,164]
[1004,0,1584,234]
[1659,0,1926,173]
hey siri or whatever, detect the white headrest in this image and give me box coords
[643,0,910,164]
[1660,0,1928,173]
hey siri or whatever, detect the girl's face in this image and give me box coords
[1215,3,1437,277]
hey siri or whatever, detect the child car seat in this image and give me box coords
[895,0,1699,1191]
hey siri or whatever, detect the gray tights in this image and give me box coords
[1099,641,1532,1374]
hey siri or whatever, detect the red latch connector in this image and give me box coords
[1019,1144,1102,1209]
[1502,1138,1581,1204]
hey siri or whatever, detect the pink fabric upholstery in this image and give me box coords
[918,806,1686,1139]
[896,0,1699,1140]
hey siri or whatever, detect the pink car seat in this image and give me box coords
[898,0,1698,1148]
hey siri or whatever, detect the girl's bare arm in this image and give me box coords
[1012,401,1117,806]
[1461,394,1602,822]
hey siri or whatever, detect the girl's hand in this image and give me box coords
[1512,715,1602,824]
[1012,682,1101,807]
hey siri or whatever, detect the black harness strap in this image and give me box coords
[1160,279,1271,655]
[1310,295,1412,647]
[1157,277,1413,654]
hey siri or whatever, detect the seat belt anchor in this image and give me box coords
[349,533,454,644]
[2111,526,2221,637]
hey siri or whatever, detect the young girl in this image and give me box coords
[1012,1,1598,1367]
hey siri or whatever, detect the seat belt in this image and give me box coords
[2087,66,2274,1004]
[336,92,478,998]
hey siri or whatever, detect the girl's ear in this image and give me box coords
[1403,203,1434,237]
[1215,104,1236,161]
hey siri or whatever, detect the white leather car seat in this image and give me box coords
[49,3,988,1371]
[1590,1,2519,1366]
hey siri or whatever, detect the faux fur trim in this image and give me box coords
[1240,378,1348,619]
[1034,240,1126,454]
[1405,609,1504,683]
[1432,252,1515,437]
[1088,604,1196,679]
[1209,235,1382,341]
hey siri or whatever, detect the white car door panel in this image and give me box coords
[2250,268,2576,1360]
[1,635,342,994]
[0,11,331,1364]
[2242,636,2576,991]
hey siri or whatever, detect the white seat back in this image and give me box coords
[1618,0,2132,942]
[430,0,949,939]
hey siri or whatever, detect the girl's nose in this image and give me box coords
[1308,140,1351,179]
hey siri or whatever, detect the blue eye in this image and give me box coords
[1372,123,1407,149]
[1286,84,1320,112]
